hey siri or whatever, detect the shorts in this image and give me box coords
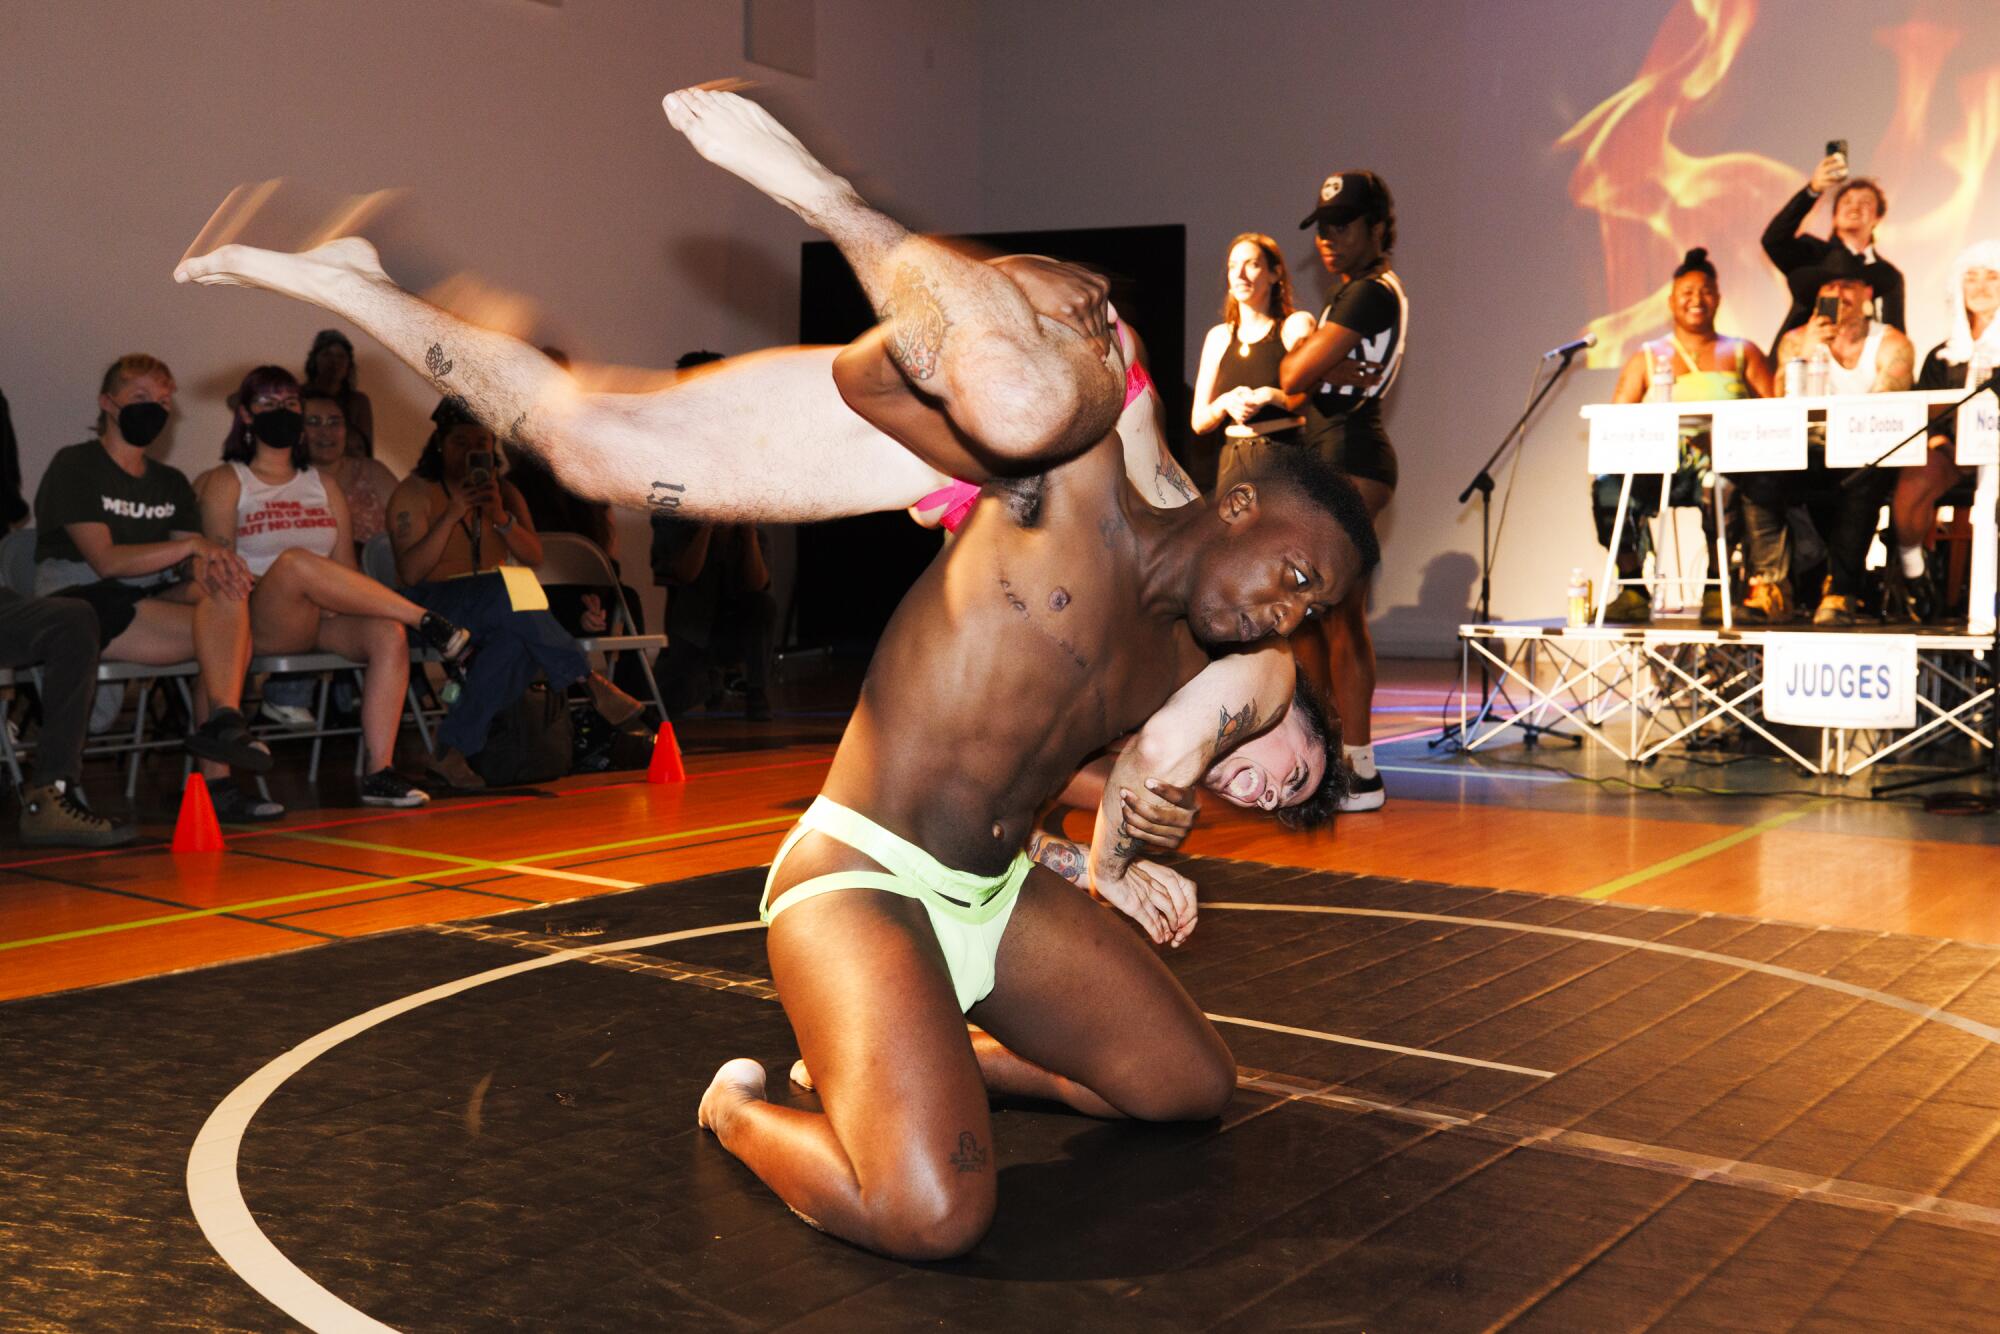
[761,796,1031,1012]
[1305,416,1398,489]
[50,578,178,648]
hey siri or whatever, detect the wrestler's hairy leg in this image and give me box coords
[663,87,1119,463]
[175,237,947,522]
[967,867,1236,1124]
[700,839,998,1260]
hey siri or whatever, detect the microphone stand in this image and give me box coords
[1433,345,1588,751]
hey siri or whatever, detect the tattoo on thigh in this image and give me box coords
[1216,700,1257,746]
[884,264,949,381]
[424,342,455,387]
[647,480,687,513]
[947,1131,988,1174]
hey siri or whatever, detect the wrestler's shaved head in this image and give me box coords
[1251,446,1380,576]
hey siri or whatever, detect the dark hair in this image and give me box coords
[1370,174,1397,253]
[223,365,309,469]
[1221,233,1297,328]
[1673,246,1718,282]
[303,329,357,395]
[413,395,496,481]
[1247,445,1381,576]
[676,349,725,370]
[1835,177,1888,220]
[1274,668,1346,831]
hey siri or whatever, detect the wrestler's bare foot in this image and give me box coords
[173,236,389,302]
[788,1058,814,1091]
[697,1057,768,1134]
[661,88,851,222]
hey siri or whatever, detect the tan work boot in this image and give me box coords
[19,779,138,848]
[425,747,487,792]
[587,672,646,727]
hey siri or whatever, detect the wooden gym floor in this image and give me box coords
[4,659,1999,1329]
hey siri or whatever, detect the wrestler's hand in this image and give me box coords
[1094,857,1198,947]
[1118,778,1199,853]
[991,254,1111,356]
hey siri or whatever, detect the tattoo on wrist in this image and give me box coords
[884,263,949,381]
[1216,700,1258,746]
[647,480,687,514]
[424,343,455,387]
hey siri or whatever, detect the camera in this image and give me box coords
[465,449,495,490]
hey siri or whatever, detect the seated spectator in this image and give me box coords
[1736,255,1915,625]
[303,328,376,458]
[1762,155,1904,353]
[303,389,399,557]
[1594,247,1773,623]
[1,384,25,530]
[33,354,274,819]
[1884,241,2000,623]
[198,366,471,808]
[0,591,134,846]
[651,515,776,721]
[388,397,643,789]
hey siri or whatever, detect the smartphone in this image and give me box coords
[1826,138,1848,159]
[1814,294,1840,322]
[465,449,495,488]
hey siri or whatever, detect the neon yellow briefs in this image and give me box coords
[761,796,1031,1012]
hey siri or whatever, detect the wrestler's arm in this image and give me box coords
[1087,645,1294,944]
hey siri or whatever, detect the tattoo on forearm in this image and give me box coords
[505,411,527,443]
[1027,831,1088,887]
[647,480,687,514]
[1217,700,1258,747]
[947,1131,988,1173]
[884,263,949,381]
[424,343,454,387]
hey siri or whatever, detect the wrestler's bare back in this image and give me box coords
[802,433,1209,880]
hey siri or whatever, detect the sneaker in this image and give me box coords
[1882,563,1939,624]
[186,707,275,773]
[1600,587,1652,624]
[209,777,286,823]
[1337,769,1386,813]
[360,768,431,808]
[1699,588,1724,625]
[424,747,486,792]
[1740,580,1793,625]
[1812,594,1859,627]
[258,698,318,730]
[18,779,137,848]
[416,612,472,662]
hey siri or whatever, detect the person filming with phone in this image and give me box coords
[387,396,644,791]
[1761,141,1905,354]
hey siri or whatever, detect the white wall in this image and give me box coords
[0,0,983,628]
[975,0,2000,654]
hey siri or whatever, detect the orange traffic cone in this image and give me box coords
[647,720,686,784]
[171,772,225,853]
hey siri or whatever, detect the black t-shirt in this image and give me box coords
[1301,268,1408,448]
[33,440,200,567]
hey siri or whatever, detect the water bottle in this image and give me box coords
[1566,568,1591,627]
[1647,344,1677,404]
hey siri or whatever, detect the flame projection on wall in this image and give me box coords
[1558,0,2000,369]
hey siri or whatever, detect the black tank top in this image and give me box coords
[1212,321,1301,430]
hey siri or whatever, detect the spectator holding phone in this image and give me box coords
[1192,233,1317,491]
[1762,144,1904,354]
[387,397,643,790]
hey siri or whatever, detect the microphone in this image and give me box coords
[1542,333,1597,360]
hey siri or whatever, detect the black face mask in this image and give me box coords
[250,409,305,451]
[116,401,169,447]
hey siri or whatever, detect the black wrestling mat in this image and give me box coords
[7,859,2000,1331]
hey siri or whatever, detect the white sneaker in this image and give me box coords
[259,699,318,730]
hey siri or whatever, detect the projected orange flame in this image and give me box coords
[1559,1,2000,368]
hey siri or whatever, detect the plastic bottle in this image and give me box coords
[1566,568,1591,627]
[1807,340,1833,397]
[1647,344,1677,404]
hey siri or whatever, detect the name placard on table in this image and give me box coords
[1711,399,1807,472]
[1825,398,1930,468]
[1763,633,1917,729]
[1586,404,1679,474]
[1958,391,2000,466]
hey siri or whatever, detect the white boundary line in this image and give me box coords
[1205,1013,1554,1077]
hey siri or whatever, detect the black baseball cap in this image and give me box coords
[1300,171,1388,229]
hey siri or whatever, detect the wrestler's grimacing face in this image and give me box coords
[1191,487,1362,647]
[1204,705,1327,811]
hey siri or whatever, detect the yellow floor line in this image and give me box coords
[1579,801,1826,902]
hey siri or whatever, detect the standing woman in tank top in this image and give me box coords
[1192,233,1317,492]
[1280,171,1408,813]
[198,366,471,808]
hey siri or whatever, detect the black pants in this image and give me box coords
[1734,445,1895,599]
[0,589,101,785]
[657,590,776,718]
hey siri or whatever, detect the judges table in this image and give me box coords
[1448,389,1996,777]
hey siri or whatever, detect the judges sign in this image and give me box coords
[1763,633,1917,729]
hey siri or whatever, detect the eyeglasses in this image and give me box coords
[250,395,301,410]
